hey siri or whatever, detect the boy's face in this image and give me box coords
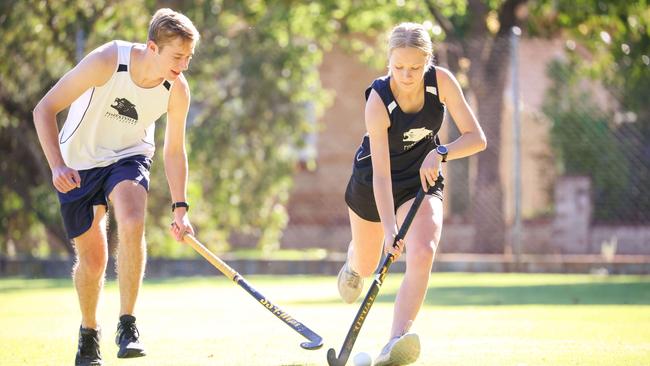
[149,37,195,80]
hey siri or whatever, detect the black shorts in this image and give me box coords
[345,175,444,222]
[56,155,152,239]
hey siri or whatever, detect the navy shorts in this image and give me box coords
[57,155,152,239]
[345,175,444,222]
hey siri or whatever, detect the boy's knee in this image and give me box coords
[76,250,108,278]
[117,213,145,235]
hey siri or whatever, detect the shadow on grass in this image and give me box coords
[0,278,72,293]
[3,277,650,306]
[412,281,650,306]
[293,281,650,306]
[0,276,228,293]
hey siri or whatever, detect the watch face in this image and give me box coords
[437,145,448,154]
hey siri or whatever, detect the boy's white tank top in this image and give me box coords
[59,40,173,170]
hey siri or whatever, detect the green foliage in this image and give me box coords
[531,1,649,117]
[139,1,340,254]
[0,1,343,257]
[535,0,650,223]
[0,0,149,256]
[542,59,647,223]
[4,0,648,257]
[328,0,462,69]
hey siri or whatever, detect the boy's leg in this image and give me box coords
[108,180,148,358]
[105,156,152,359]
[58,165,110,366]
[73,205,109,330]
[72,205,108,366]
[109,181,147,317]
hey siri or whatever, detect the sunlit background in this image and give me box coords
[1,0,648,272]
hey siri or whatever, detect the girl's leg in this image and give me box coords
[347,208,385,276]
[391,195,442,337]
[375,195,442,366]
[337,208,384,303]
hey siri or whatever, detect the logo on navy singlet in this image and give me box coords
[105,98,138,124]
[403,127,433,150]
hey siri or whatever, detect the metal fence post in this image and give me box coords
[510,26,522,269]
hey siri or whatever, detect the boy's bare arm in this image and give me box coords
[32,42,116,192]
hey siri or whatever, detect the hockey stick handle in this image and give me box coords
[183,234,324,350]
[184,233,238,280]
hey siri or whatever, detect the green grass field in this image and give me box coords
[1,273,649,365]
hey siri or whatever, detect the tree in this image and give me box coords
[0,0,149,256]
[339,0,649,249]
[140,1,342,255]
[6,0,645,257]
[424,0,528,253]
[534,0,650,223]
[543,59,631,222]
[1,0,342,256]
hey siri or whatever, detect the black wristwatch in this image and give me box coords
[171,201,190,212]
[435,145,448,162]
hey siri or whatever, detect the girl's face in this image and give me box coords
[389,47,429,92]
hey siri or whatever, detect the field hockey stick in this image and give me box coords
[183,233,324,350]
[327,181,435,366]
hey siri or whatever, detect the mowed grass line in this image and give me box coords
[1,273,649,365]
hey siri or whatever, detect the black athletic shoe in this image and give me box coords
[75,327,102,366]
[115,315,146,358]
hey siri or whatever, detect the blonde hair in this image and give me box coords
[388,22,433,66]
[148,8,200,49]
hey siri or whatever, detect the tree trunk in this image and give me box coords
[468,35,511,253]
[427,0,528,253]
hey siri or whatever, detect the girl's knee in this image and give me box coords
[408,242,436,268]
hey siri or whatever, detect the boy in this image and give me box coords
[33,8,199,366]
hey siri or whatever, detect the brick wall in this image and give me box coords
[283,45,379,251]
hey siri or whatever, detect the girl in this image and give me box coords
[338,22,486,365]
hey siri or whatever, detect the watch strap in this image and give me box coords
[171,201,190,212]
